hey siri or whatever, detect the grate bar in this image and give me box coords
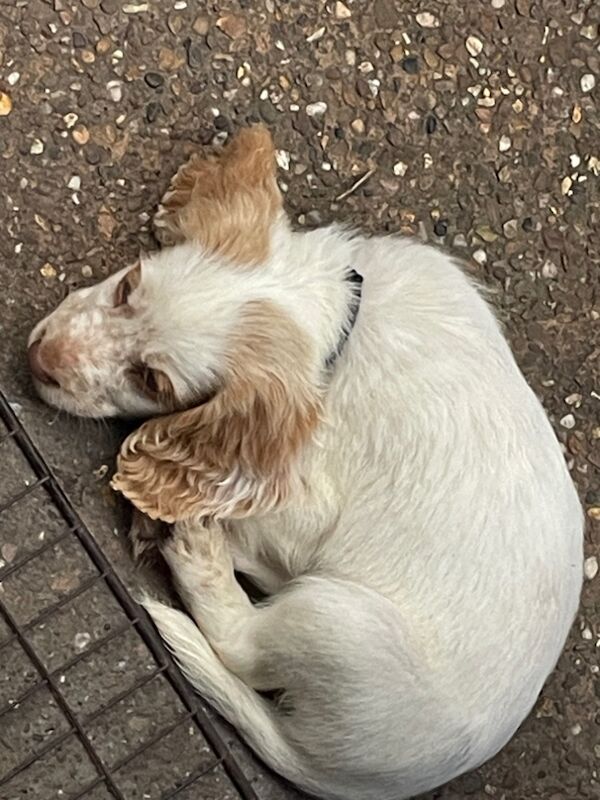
[0,391,260,800]
[0,475,49,515]
[0,572,106,657]
[0,618,137,721]
[0,524,74,582]
[0,601,125,799]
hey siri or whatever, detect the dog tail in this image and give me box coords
[142,598,327,798]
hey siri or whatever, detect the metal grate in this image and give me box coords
[0,390,259,800]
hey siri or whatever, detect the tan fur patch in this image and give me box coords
[112,302,321,523]
[155,125,282,266]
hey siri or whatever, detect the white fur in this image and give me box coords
[32,219,583,799]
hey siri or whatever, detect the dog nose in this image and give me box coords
[28,339,60,387]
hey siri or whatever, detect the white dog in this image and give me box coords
[28,126,583,800]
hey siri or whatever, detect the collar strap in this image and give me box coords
[324,268,363,370]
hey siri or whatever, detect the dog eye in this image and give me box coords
[129,363,174,405]
[114,264,141,307]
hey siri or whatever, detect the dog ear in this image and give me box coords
[111,303,321,523]
[154,124,283,265]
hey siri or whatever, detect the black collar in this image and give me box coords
[325,268,363,370]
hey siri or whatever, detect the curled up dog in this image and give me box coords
[28,126,583,800]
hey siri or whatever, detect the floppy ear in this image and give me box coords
[154,124,283,265]
[111,303,322,523]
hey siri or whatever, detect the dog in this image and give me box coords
[28,125,583,800]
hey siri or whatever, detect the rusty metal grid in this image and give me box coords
[0,390,259,800]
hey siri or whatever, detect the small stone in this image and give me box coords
[30,139,44,155]
[351,118,365,134]
[570,723,582,736]
[572,104,582,124]
[7,72,20,86]
[580,73,596,93]
[541,260,558,279]
[40,262,57,278]
[559,414,575,429]
[475,224,498,243]
[580,25,597,40]
[67,175,81,190]
[491,0,505,7]
[434,220,448,237]
[276,150,290,170]
[216,14,247,39]
[393,161,408,177]
[503,219,518,239]
[107,80,122,102]
[72,31,87,48]
[192,16,209,35]
[498,135,511,152]
[416,11,440,28]
[122,2,148,12]
[425,114,437,134]
[306,101,327,117]
[587,507,600,521]
[584,556,598,581]
[74,632,91,650]
[565,393,582,407]
[0,93,13,116]
[158,47,185,71]
[72,125,90,145]
[1,543,17,563]
[561,176,573,195]
[473,249,487,265]
[334,1,351,18]
[63,112,78,128]
[144,72,164,88]
[569,153,581,168]
[306,26,326,43]
[402,56,419,74]
[466,35,484,57]
[581,626,593,640]
[81,265,93,278]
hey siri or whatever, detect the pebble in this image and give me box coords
[216,14,247,40]
[466,35,484,57]
[30,139,44,155]
[122,2,148,12]
[503,219,519,239]
[541,260,558,279]
[335,1,352,18]
[434,220,448,237]
[561,176,573,195]
[393,161,408,176]
[7,72,20,86]
[581,626,593,640]
[584,556,598,581]
[351,118,365,134]
[107,80,122,102]
[559,414,575,429]
[402,56,419,74]
[1,543,17,563]
[0,92,12,116]
[416,11,440,28]
[74,632,92,650]
[491,0,505,7]
[144,72,164,88]
[81,265,93,278]
[580,73,596,93]
[587,507,600,521]
[40,263,57,278]
[498,135,512,152]
[276,149,290,170]
[67,175,81,190]
[473,249,487,265]
[72,125,90,145]
[306,101,328,117]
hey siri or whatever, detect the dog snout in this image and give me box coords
[28,336,61,387]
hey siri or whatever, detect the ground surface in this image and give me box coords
[0,0,599,799]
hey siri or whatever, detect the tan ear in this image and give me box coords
[111,303,321,523]
[154,124,282,265]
